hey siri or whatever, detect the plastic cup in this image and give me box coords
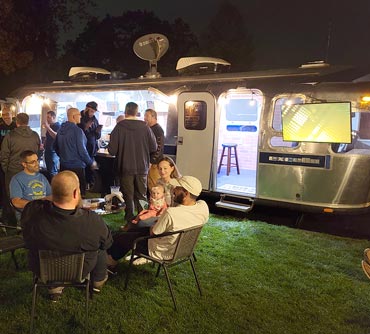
[82,199,91,209]
[110,186,120,195]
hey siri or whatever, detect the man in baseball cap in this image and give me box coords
[169,175,202,197]
[106,175,209,267]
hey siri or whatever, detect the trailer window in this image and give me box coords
[270,96,303,148]
[184,101,206,130]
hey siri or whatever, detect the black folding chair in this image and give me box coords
[125,225,204,310]
[30,250,90,334]
[0,223,24,269]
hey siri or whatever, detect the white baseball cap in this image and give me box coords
[169,176,202,196]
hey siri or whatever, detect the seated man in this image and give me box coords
[21,170,113,301]
[107,176,209,268]
[10,150,51,218]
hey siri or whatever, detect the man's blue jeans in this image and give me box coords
[44,150,59,176]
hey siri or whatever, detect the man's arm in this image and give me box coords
[0,133,10,172]
[148,127,158,154]
[108,126,118,156]
[150,210,172,236]
[44,122,57,139]
[11,197,30,210]
[76,128,93,166]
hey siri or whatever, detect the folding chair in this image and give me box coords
[30,250,90,334]
[0,223,24,269]
[125,225,204,310]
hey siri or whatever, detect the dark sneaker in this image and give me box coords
[49,293,62,303]
[107,266,118,276]
[92,287,101,293]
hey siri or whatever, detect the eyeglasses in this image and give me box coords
[24,160,39,165]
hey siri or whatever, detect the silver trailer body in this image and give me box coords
[6,65,370,214]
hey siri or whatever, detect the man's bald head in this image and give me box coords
[51,170,80,204]
[67,108,81,123]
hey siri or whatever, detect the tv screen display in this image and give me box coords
[282,102,352,143]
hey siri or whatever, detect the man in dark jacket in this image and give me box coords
[0,112,40,223]
[55,108,96,196]
[0,104,16,218]
[22,170,113,300]
[144,108,164,189]
[108,102,157,224]
[78,101,102,188]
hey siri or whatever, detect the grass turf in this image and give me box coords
[1,213,370,334]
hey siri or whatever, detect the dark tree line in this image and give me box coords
[0,0,254,96]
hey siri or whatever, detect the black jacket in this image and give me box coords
[22,200,113,277]
[108,119,157,176]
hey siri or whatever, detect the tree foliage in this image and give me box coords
[63,10,199,78]
[0,0,93,75]
[200,0,254,71]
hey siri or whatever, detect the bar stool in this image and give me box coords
[217,143,240,176]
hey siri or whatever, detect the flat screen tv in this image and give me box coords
[281,102,352,143]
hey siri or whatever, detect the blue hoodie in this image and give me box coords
[55,122,93,169]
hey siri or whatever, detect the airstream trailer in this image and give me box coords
[4,55,370,215]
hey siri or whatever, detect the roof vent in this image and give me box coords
[176,57,231,75]
[68,67,111,81]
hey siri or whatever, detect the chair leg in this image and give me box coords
[233,146,240,174]
[155,264,161,277]
[10,250,19,270]
[85,280,89,334]
[217,147,226,173]
[125,256,135,289]
[163,266,177,311]
[192,253,197,262]
[227,147,231,176]
[190,258,202,296]
[30,283,38,334]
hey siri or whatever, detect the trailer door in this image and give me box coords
[176,92,215,190]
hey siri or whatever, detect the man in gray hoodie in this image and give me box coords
[0,112,40,223]
[108,102,157,224]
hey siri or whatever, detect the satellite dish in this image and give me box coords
[133,33,169,78]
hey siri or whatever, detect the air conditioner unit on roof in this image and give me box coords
[68,67,111,81]
[176,57,231,75]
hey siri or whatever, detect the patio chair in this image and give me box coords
[124,225,204,310]
[30,250,90,334]
[0,223,24,269]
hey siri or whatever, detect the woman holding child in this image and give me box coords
[121,156,181,230]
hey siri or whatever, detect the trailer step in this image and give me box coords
[215,197,254,212]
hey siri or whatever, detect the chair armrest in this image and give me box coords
[0,223,19,230]
[131,230,183,252]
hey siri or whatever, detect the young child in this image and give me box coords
[132,184,167,224]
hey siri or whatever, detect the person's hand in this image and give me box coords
[85,119,93,130]
[43,121,50,130]
[90,160,98,170]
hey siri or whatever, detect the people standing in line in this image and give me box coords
[79,101,102,189]
[0,112,40,224]
[107,176,209,267]
[21,170,113,301]
[43,110,60,178]
[108,102,157,226]
[144,108,164,190]
[54,107,97,197]
[0,104,16,213]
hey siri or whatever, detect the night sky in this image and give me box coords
[71,0,370,69]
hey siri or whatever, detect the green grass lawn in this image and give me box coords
[1,213,370,334]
